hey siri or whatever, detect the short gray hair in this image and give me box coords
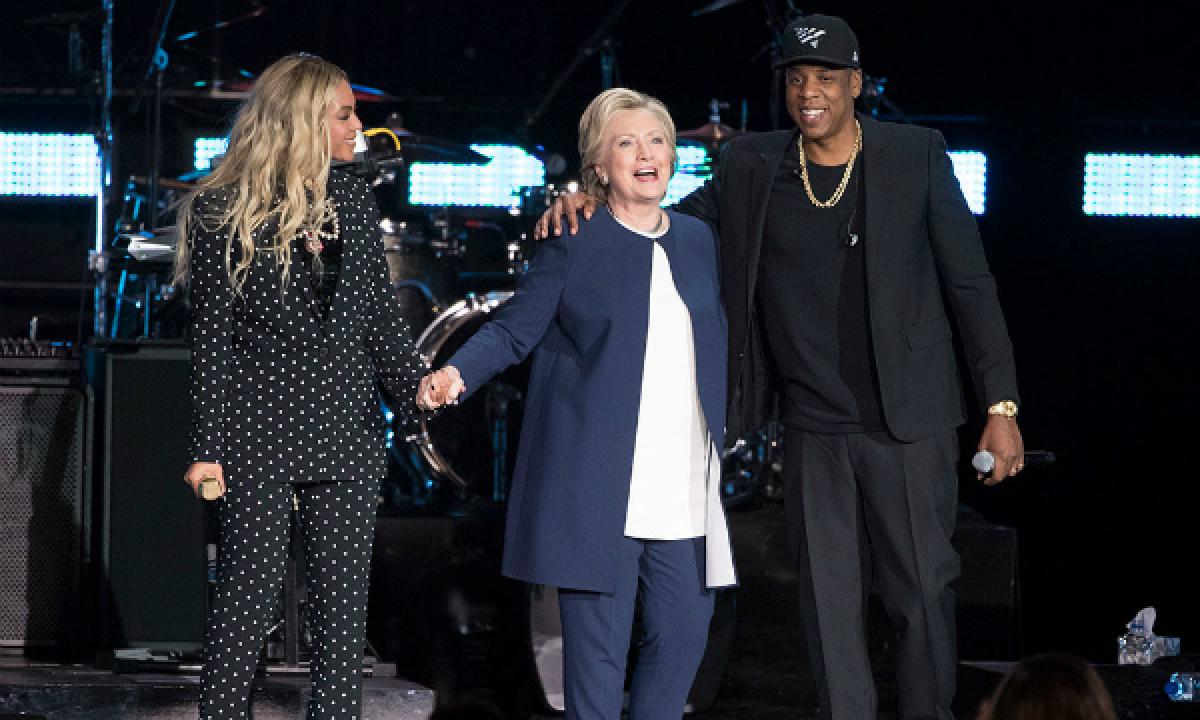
[578,87,676,205]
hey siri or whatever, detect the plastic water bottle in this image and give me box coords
[1165,672,1196,702]
[1117,620,1155,665]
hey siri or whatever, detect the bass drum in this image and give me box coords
[410,291,529,502]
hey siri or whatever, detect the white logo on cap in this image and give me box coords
[793,27,826,48]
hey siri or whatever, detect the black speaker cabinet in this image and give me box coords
[0,383,88,650]
[95,344,206,652]
[952,507,1022,661]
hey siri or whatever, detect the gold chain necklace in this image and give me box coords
[796,120,861,209]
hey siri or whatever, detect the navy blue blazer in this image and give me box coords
[447,207,728,593]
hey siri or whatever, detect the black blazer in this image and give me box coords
[187,169,422,484]
[677,114,1019,443]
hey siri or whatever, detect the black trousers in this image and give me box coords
[199,476,380,720]
[783,429,961,720]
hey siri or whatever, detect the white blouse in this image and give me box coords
[615,214,709,540]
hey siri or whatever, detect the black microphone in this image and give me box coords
[972,450,1056,475]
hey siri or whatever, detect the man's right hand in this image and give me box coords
[534,191,596,239]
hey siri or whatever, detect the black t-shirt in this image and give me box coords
[757,136,884,433]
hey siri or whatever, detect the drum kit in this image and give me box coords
[308,121,548,505]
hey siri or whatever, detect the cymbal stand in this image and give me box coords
[91,0,116,339]
[132,0,178,229]
[762,1,802,130]
[517,0,632,135]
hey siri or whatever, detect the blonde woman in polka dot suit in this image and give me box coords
[174,54,421,719]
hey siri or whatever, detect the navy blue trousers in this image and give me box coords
[558,536,714,720]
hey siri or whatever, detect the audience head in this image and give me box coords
[976,653,1117,720]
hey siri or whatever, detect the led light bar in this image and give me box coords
[194,137,229,172]
[409,144,546,208]
[948,151,987,215]
[0,132,101,197]
[663,144,713,207]
[1083,153,1200,218]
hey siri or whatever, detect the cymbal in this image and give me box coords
[350,83,399,103]
[366,128,491,165]
[179,81,397,103]
[678,122,741,144]
[691,0,747,17]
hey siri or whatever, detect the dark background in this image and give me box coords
[2,0,1197,667]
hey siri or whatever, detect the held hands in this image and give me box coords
[417,365,466,411]
[533,191,596,239]
[184,461,225,500]
[976,415,1025,486]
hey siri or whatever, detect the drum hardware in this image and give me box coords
[678,98,743,151]
[691,0,747,16]
[364,126,491,166]
[508,238,529,275]
[428,211,467,259]
[720,420,785,508]
[405,291,525,500]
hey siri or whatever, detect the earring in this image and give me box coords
[599,175,609,186]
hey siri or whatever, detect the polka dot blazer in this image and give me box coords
[186,169,422,485]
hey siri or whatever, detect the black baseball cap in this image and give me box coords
[775,14,860,70]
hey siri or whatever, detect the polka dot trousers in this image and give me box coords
[199,476,379,719]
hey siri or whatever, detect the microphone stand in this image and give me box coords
[517,0,632,135]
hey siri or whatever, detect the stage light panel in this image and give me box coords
[1083,153,1200,218]
[0,132,101,197]
[948,151,987,215]
[194,137,229,172]
[662,144,713,207]
[409,144,545,208]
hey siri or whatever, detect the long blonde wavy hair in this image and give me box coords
[173,53,346,294]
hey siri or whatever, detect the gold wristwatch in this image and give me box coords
[987,400,1019,418]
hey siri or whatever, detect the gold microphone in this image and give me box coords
[199,475,224,501]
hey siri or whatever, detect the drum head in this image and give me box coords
[412,292,529,501]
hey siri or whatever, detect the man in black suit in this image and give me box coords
[541,14,1024,720]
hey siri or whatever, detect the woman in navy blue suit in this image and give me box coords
[419,88,735,720]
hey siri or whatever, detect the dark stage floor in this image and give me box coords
[676,501,1199,720]
[409,500,1197,719]
[2,502,1194,719]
